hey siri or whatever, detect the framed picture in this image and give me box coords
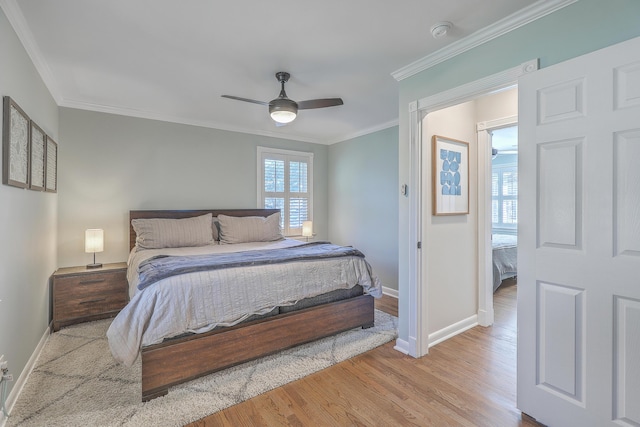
[432,135,469,215]
[45,135,57,193]
[29,121,46,191]
[2,96,30,189]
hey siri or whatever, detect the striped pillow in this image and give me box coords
[218,212,283,244]
[132,213,215,249]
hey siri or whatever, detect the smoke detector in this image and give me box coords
[431,21,452,39]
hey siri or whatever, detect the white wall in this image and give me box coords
[423,101,478,333]
[57,108,329,267]
[419,89,517,337]
[327,126,398,291]
[0,7,58,400]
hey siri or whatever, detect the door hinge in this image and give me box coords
[417,241,422,249]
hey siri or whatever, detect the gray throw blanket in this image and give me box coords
[137,241,365,290]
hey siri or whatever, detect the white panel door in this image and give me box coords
[518,36,640,427]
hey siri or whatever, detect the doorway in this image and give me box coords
[401,60,536,358]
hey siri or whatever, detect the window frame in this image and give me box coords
[491,162,518,232]
[257,146,313,236]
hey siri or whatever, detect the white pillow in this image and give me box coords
[132,213,215,249]
[218,212,283,244]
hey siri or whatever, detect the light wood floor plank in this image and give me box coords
[188,283,543,426]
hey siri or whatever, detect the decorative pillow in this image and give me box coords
[132,213,215,249]
[218,212,283,244]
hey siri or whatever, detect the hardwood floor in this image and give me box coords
[188,282,542,426]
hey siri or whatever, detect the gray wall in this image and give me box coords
[397,0,640,341]
[57,108,329,267]
[328,126,398,291]
[0,8,59,398]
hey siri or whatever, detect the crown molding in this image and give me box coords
[60,98,325,144]
[392,0,578,81]
[327,119,399,145]
[0,0,63,103]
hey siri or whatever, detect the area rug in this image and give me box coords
[7,310,397,427]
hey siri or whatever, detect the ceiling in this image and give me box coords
[3,0,554,144]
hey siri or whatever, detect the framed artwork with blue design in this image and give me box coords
[432,135,469,215]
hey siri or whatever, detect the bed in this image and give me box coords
[492,233,517,292]
[106,209,381,401]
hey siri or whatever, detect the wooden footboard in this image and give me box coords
[141,294,375,401]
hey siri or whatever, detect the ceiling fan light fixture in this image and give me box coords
[270,109,297,123]
[269,101,298,124]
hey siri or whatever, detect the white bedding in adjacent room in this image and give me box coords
[492,233,517,292]
[108,238,382,366]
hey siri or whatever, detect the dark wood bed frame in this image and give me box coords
[129,209,375,401]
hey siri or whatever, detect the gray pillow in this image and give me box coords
[132,213,215,249]
[218,212,283,244]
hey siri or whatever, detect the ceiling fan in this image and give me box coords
[221,72,343,124]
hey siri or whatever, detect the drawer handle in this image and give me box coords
[79,279,106,285]
[80,298,107,305]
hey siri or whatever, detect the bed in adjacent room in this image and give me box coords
[492,233,517,292]
[106,209,382,401]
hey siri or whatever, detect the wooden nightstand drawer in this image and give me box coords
[52,262,129,331]
[54,271,127,317]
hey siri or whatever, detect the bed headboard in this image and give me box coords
[129,209,281,250]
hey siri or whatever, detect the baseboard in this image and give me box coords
[477,308,494,327]
[0,325,50,426]
[393,338,410,355]
[428,314,478,348]
[382,286,398,299]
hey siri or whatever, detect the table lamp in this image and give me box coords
[302,221,313,242]
[85,229,104,269]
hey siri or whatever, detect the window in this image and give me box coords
[258,147,313,236]
[492,164,517,230]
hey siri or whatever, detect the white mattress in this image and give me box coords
[107,239,382,366]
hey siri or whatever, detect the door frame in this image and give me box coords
[476,116,518,326]
[403,60,537,357]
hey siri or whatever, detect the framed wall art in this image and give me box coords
[432,135,469,215]
[29,120,46,191]
[45,135,57,193]
[3,96,31,189]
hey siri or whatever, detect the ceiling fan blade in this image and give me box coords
[221,95,269,106]
[297,98,344,110]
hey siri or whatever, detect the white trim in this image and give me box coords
[476,116,518,327]
[417,60,537,114]
[392,0,577,81]
[406,101,426,358]
[0,0,63,103]
[477,115,518,132]
[63,99,325,144]
[326,119,399,145]
[382,286,398,299]
[0,326,50,426]
[428,314,478,347]
[257,146,314,236]
[406,60,537,359]
[393,338,410,355]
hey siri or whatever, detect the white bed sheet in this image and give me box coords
[492,234,517,291]
[108,239,382,366]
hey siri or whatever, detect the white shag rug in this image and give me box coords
[7,310,397,427]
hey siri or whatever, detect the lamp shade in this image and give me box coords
[302,221,313,237]
[85,229,104,253]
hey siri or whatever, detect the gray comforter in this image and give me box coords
[137,242,364,290]
[107,239,382,366]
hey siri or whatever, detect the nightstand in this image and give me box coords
[52,262,129,332]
